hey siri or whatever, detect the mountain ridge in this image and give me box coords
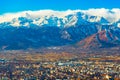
[0,9,120,51]
[0,9,120,28]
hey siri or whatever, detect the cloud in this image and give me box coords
[81,8,120,22]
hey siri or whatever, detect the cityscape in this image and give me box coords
[0,0,120,80]
[0,52,120,80]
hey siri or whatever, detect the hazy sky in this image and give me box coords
[0,0,120,14]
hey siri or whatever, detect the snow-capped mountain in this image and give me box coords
[0,8,120,28]
[0,8,120,50]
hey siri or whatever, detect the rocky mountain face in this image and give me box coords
[0,23,99,50]
[0,9,120,50]
[76,29,120,49]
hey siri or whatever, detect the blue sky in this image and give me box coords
[0,0,120,14]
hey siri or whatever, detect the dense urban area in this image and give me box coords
[0,51,120,80]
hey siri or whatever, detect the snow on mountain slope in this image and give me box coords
[0,8,120,27]
[0,9,120,50]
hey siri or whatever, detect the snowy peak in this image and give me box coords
[0,9,120,50]
[0,9,120,27]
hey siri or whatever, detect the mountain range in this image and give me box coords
[0,8,120,52]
